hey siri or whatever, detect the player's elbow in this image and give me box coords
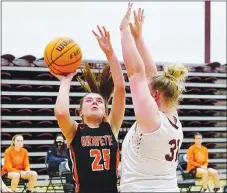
[55,109,70,119]
[127,64,146,79]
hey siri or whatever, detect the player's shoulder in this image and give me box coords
[21,147,28,153]
[201,145,208,151]
[5,146,13,153]
[188,144,195,150]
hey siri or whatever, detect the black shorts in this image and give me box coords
[189,168,198,178]
[2,173,8,179]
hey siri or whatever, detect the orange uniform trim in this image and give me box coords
[70,146,80,193]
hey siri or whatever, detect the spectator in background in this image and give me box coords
[1,177,12,192]
[187,132,221,193]
[2,134,37,193]
[47,134,73,184]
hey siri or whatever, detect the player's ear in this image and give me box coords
[75,108,82,116]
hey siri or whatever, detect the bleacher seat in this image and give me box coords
[188,99,201,105]
[203,132,217,138]
[188,110,201,116]
[203,77,217,83]
[1,133,12,139]
[186,88,201,94]
[187,121,202,127]
[33,57,46,67]
[203,121,217,127]
[177,109,185,116]
[37,121,54,126]
[13,55,36,67]
[1,72,12,79]
[37,108,53,116]
[22,133,33,138]
[36,97,53,103]
[1,108,11,115]
[203,88,217,94]
[187,76,201,83]
[37,85,53,91]
[36,73,54,80]
[203,99,217,105]
[16,96,32,103]
[207,62,221,72]
[1,120,11,127]
[193,66,204,72]
[16,84,33,91]
[16,109,33,115]
[1,84,12,91]
[1,54,15,66]
[37,133,54,138]
[203,143,217,148]
[1,96,11,103]
[203,110,216,116]
[16,120,33,126]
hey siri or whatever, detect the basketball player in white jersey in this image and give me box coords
[119,3,188,192]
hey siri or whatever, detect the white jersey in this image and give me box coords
[120,111,183,192]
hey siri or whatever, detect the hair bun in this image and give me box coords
[164,63,188,82]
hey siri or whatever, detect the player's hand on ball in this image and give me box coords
[130,8,145,40]
[92,25,113,56]
[50,71,77,82]
[120,2,133,31]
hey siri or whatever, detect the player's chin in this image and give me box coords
[90,110,103,118]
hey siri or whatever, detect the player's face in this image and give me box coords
[14,135,24,149]
[56,136,64,142]
[82,93,106,119]
[194,135,202,145]
[56,136,64,146]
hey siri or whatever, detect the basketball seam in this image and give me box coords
[47,43,78,74]
[52,54,82,67]
[46,38,64,68]
[49,43,77,67]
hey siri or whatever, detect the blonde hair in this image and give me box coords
[11,134,23,147]
[150,63,188,106]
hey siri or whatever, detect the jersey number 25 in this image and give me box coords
[90,149,110,171]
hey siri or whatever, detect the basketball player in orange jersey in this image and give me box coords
[2,134,38,193]
[119,3,188,192]
[187,132,221,192]
[52,25,125,193]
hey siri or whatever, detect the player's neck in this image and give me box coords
[195,144,202,148]
[159,101,176,117]
[83,118,101,128]
[14,147,21,152]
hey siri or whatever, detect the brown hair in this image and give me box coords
[11,134,23,147]
[193,132,202,139]
[150,63,188,106]
[77,62,114,115]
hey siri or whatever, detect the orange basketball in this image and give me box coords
[44,37,82,75]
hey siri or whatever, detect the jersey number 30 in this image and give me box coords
[165,139,180,162]
[90,149,110,171]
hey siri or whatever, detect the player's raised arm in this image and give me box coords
[92,25,126,137]
[53,72,78,144]
[120,3,160,133]
[130,8,157,78]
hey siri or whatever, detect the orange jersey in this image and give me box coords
[2,147,30,175]
[186,144,208,172]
